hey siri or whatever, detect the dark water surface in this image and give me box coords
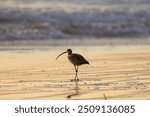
[0,0,150,45]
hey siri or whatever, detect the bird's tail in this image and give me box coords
[86,61,89,64]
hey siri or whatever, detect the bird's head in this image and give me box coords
[67,49,72,55]
[56,49,72,60]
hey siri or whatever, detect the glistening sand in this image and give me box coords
[0,46,150,99]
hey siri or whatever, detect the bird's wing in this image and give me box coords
[73,53,89,65]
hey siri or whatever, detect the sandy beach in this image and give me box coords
[0,45,150,100]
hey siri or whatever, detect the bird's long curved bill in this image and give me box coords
[55,51,67,60]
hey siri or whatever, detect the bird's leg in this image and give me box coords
[70,65,77,82]
[74,65,78,81]
[76,66,79,81]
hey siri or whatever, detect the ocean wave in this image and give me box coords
[0,6,150,41]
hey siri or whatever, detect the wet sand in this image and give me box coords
[0,46,150,99]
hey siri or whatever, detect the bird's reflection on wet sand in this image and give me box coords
[67,81,79,99]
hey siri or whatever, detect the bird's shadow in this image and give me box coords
[67,80,79,99]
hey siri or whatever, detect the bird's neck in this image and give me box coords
[68,53,72,55]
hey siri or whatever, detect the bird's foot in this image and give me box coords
[70,79,79,82]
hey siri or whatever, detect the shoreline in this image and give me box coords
[1,38,150,47]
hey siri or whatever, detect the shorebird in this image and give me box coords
[56,49,89,81]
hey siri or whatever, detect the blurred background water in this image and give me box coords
[0,0,150,46]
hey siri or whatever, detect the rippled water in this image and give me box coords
[0,0,150,45]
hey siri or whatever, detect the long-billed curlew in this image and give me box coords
[56,49,89,81]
